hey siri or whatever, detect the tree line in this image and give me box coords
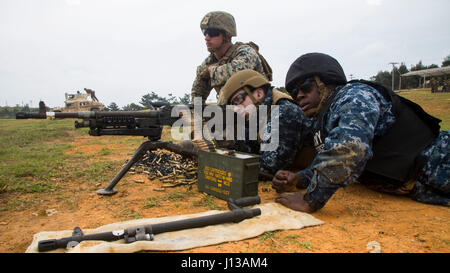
[370,54,450,90]
[105,92,190,111]
[0,92,191,118]
[0,104,39,119]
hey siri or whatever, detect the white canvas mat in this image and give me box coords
[26,202,324,253]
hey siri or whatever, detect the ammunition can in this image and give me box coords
[197,149,260,200]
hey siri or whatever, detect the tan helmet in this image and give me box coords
[218,69,270,105]
[200,11,237,37]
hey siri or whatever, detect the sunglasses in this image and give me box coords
[202,28,223,37]
[291,77,316,98]
[230,91,248,105]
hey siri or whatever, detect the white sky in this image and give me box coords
[1,0,449,108]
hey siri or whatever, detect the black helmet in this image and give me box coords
[285,53,347,94]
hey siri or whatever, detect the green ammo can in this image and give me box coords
[197,149,260,200]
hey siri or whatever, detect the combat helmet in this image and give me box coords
[200,11,237,37]
[218,69,270,105]
[285,53,347,95]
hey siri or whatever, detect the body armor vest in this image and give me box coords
[314,80,441,188]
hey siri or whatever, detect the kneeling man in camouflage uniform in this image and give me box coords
[191,11,272,104]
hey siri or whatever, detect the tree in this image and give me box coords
[178,93,191,104]
[398,62,417,89]
[372,70,392,89]
[122,103,144,111]
[106,102,120,111]
[167,93,178,104]
[140,92,168,109]
[398,63,409,75]
[410,60,426,71]
[442,55,450,67]
[21,104,30,112]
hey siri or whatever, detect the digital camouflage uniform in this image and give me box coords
[411,130,450,204]
[233,88,315,175]
[299,82,450,209]
[191,44,268,103]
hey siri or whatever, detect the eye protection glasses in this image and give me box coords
[230,91,248,105]
[291,78,316,98]
[202,28,223,37]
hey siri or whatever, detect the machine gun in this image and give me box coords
[16,101,274,197]
[16,101,177,139]
[37,196,261,252]
[16,101,207,196]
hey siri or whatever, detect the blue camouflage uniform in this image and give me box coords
[299,82,450,209]
[233,88,315,175]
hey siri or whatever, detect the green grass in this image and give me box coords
[0,120,77,193]
[0,91,447,199]
[193,195,220,210]
[98,147,113,156]
[119,207,141,220]
[397,89,450,130]
[0,119,83,147]
[69,160,123,184]
[258,231,276,243]
[0,119,122,195]
[143,197,161,208]
[284,235,314,250]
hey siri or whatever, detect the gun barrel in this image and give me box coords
[37,207,261,251]
[16,111,95,119]
[16,110,166,120]
[95,111,161,118]
[16,112,47,119]
[150,208,261,235]
[38,231,122,252]
[54,112,94,119]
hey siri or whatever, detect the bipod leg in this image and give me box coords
[97,140,166,196]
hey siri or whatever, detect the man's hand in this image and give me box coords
[275,192,314,213]
[271,170,301,193]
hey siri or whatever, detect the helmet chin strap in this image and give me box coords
[314,75,326,90]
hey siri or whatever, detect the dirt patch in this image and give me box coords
[0,135,448,253]
[65,143,133,161]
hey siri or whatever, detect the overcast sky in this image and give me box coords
[1,0,449,108]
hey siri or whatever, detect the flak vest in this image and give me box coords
[313,80,441,190]
[213,42,273,94]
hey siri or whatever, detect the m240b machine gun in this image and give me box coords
[16,102,201,196]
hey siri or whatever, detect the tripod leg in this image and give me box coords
[97,141,160,196]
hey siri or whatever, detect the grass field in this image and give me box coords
[0,88,448,196]
[0,119,77,194]
[0,119,140,197]
[0,89,449,253]
[397,88,450,130]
